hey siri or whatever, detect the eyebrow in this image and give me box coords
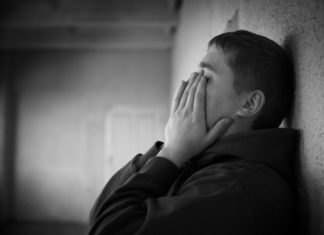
[199,61,217,73]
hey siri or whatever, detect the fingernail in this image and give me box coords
[191,72,199,79]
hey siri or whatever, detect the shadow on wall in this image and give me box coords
[282,34,297,129]
[282,33,306,235]
[281,34,301,234]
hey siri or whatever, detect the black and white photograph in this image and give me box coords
[0,0,323,234]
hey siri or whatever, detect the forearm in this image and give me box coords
[89,141,164,223]
[88,157,179,235]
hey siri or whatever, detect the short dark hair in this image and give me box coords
[208,30,295,129]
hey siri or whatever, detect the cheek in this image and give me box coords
[205,84,239,128]
[205,85,224,128]
[206,83,231,110]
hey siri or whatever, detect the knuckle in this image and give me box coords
[182,108,191,116]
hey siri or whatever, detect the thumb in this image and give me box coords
[204,117,234,146]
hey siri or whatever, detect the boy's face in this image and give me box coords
[198,46,244,130]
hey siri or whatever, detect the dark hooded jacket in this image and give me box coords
[89,128,298,235]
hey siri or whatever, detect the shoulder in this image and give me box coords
[174,160,258,234]
[182,158,296,234]
[187,159,294,198]
[178,159,247,196]
[180,158,295,213]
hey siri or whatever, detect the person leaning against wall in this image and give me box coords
[88,30,298,235]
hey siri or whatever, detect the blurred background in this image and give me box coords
[0,0,323,235]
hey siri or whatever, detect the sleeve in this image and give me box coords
[89,141,163,223]
[88,159,256,235]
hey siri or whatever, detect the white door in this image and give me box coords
[104,106,163,181]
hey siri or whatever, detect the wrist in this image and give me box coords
[157,146,186,168]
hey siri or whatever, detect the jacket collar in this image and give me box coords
[194,128,299,185]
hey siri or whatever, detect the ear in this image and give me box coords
[236,90,265,118]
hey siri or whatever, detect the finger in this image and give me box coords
[205,118,234,147]
[186,73,202,110]
[171,80,188,113]
[193,75,207,119]
[179,73,198,108]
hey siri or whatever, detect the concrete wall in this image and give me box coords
[172,0,324,234]
[7,49,170,222]
[240,1,324,234]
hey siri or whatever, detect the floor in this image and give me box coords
[0,222,89,235]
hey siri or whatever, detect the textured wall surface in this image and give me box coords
[9,49,170,222]
[240,1,324,234]
[172,0,324,234]
[1,0,323,231]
